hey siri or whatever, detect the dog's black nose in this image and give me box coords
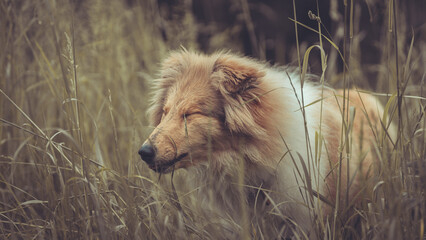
[138,143,155,164]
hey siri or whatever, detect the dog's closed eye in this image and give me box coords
[183,112,203,119]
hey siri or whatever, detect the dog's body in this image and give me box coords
[139,51,393,238]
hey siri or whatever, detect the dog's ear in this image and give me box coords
[212,54,268,137]
[213,55,265,95]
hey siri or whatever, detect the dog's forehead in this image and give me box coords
[164,81,218,112]
[160,54,223,112]
[161,76,221,116]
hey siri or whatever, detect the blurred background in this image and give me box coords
[1,0,425,239]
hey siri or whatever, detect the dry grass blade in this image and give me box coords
[0,88,47,139]
[301,45,326,88]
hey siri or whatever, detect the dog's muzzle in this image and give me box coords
[138,143,156,164]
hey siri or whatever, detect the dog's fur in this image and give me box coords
[140,50,394,238]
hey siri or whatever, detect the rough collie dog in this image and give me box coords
[138,50,393,239]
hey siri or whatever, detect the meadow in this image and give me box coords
[0,0,425,239]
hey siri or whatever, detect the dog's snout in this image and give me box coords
[138,143,155,163]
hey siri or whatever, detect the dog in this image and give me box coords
[138,50,394,239]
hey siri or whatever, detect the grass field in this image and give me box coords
[1,0,425,239]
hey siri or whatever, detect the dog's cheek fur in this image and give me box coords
[185,115,223,148]
[223,103,267,137]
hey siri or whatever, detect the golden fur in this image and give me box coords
[139,50,394,238]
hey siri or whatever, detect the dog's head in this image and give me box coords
[139,51,269,173]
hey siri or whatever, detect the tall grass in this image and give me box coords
[0,0,425,239]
